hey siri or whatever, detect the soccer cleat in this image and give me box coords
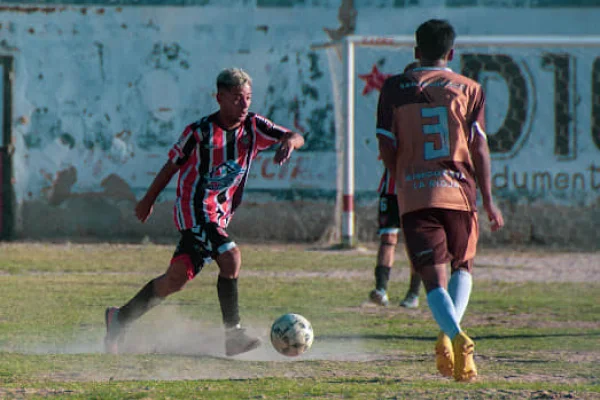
[104,307,123,355]
[452,331,478,382]
[225,325,261,357]
[368,289,389,307]
[400,292,420,308]
[435,331,454,377]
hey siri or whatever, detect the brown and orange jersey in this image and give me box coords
[376,66,486,215]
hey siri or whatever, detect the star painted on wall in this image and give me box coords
[358,65,392,95]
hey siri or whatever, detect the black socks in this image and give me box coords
[217,276,240,329]
[117,280,162,326]
[375,265,391,291]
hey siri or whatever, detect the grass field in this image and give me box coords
[0,242,598,399]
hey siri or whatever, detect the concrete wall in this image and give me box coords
[1,2,599,248]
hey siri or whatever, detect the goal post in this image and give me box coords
[312,34,600,248]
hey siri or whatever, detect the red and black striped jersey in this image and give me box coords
[377,168,396,196]
[168,112,289,230]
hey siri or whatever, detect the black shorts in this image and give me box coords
[378,194,401,235]
[172,222,237,278]
[401,208,478,272]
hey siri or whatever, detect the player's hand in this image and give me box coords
[135,197,155,223]
[483,201,504,232]
[274,140,294,165]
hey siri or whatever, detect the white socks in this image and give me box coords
[448,270,473,323]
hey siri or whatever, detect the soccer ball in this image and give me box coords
[270,313,314,357]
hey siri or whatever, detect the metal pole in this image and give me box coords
[341,37,356,248]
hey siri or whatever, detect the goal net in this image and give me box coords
[314,35,600,248]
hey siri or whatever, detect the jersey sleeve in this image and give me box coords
[168,124,199,166]
[254,114,290,151]
[376,80,397,146]
[469,87,487,143]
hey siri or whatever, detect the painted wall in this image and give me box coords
[2,2,600,247]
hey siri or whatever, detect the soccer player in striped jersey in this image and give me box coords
[104,68,304,357]
[376,20,504,381]
[369,61,423,309]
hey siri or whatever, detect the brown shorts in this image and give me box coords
[401,208,478,273]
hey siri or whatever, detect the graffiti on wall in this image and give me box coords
[352,47,600,204]
[5,5,600,217]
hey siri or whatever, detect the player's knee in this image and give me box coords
[164,255,196,294]
[380,233,398,247]
[451,259,473,274]
[216,246,241,279]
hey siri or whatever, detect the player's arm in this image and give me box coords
[470,130,493,205]
[135,123,197,223]
[375,79,397,180]
[274,131,305,165]
[377,136,397,181]
[469,92,504,231]
[253,114,304,165]
[135,161,179,223]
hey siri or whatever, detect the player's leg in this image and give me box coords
[400,265,423,308]
[447,261,473,322]
[205,223,261,356]
[446,212,478,323]
[369,232,397,306]
[444,211,479,382]
[420,262,458,378]
[400,243,422,308]
[402,209,463,379]
[104,231,205,354]
[369,194,399,306]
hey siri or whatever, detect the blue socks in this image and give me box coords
[448,270,473,323]
[427,287,461,340]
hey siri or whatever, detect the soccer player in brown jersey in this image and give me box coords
[369,61,422,309]
[376,20,504,382]
[104,68,304,357]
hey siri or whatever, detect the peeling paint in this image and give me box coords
[0,6,65,14]
[3,4,600,245]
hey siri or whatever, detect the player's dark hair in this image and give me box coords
[415,19,456,61]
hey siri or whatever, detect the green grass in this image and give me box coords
[0,242,599,399]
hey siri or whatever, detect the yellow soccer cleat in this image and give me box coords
[435,331,454,377]
[452,331,478,382]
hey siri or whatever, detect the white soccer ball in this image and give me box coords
[270,313,314,357]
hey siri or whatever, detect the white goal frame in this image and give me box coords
[312,34,600,248]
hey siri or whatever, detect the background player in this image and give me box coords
[104,68,304,357]
[369,61,423,309]
[376,20,504,382]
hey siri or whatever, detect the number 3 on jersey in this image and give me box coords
[421,106,450,160]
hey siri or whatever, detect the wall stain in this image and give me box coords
[94,41,105,81]
[147,42,190,71]
[45,166,136,206]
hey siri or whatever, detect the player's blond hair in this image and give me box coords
[216,68,252,90]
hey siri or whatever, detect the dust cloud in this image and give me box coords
[6,306,378,381]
